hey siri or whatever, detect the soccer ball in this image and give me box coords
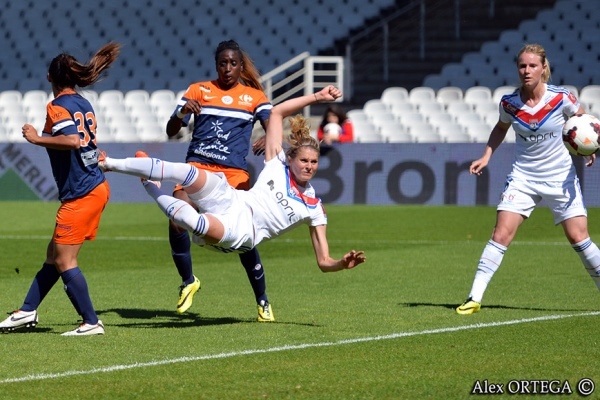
[562,113,600,156]
[323,122,342,140]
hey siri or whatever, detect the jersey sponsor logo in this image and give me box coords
[222,96,233,105]
[519,130,558,143]
[238,94,253,105]
[275,190,297,222]
[81,149,97,167]
[199,85,211,93]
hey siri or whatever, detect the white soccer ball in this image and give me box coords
[323,122,342,140]
[562,113,600,156]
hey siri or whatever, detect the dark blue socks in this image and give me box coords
[21,262,60,312]
[61,267,98,325]
[169,225,195,285]
[239,248,268,304]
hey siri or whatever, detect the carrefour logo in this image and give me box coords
[0,143,58,201]
[238,94,253,104]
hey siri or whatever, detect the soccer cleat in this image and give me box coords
[257,300,275,322]
[0,310,38,332]
[61,320,105,336]
[135,150,149,158]
[177,276,201,314]
[97,150,110,172]
[456,297,481,315]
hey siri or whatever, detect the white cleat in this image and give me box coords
[0,310,39,332]
[61,320,105,336]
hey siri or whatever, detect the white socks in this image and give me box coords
[572,238,600,291]
[105,157,198,186]
[469,240,507,302]
[142,182,209,237]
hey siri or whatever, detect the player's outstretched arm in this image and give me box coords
[264,86,342,161]
[309,225,366,272]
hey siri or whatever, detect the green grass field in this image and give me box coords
[0,202,599,399]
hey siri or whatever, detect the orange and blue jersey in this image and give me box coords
[174,80,272,171]
[43,89,105,201]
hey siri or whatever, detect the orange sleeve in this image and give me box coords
[44,103,73,135]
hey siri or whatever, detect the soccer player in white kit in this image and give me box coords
[100,85,366,277]
[456,43,600,314]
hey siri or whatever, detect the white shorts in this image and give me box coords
[191,171,255,253]
[497,174,587,224]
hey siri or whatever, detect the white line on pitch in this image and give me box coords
[1,311,598,384]
[0,235,569,246]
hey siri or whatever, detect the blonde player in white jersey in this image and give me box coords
[456,43,600,314]
[100,85,366,276]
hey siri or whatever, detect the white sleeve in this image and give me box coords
[563,90,581,117]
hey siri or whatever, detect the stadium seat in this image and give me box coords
[369,112,398,130]
[426,112,456,131]
[436,87,463,107]
[580,85,600,106]
[396,111,426,127]
[380,87,409,106]
[473,101,498,115]
[388,102,418,119]
[346,109,369,123]
[363,99,389,114]
[0,91,23,106]
[464,86,493,106]
[382,126,413,143]
[406,121,437,141]
[354,130,384,143]
[409,87,436,106]
[463,121,493,143]
[437,123,468,142]
[492,86,517,103]
[21,90,48,111]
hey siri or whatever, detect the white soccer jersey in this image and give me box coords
[244,150,327,244]
[499,84,580,180]
[193,150,327,253]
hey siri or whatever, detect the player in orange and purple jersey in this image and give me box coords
[0,43,121,336]
[165,40,275,321]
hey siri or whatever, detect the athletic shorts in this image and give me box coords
[190,171,255,253]
[54,180,110,245]
[173,162,250,192]
[497,174,587,224]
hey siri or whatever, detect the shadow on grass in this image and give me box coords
[399,302,588,312]
[0,327,53,334]
[96,308,241,328]
[97,308,320,328]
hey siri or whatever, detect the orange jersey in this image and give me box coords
[174,80,271,171]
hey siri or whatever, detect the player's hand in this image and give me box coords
[180,99,202,115]
[470,158,488,175]
[252,135,266,156]
[584,153,596,167]
[22,124,39,144]
[342,250,366,269]
[315,85,342,103]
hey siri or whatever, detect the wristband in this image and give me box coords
[176,109,186,119]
